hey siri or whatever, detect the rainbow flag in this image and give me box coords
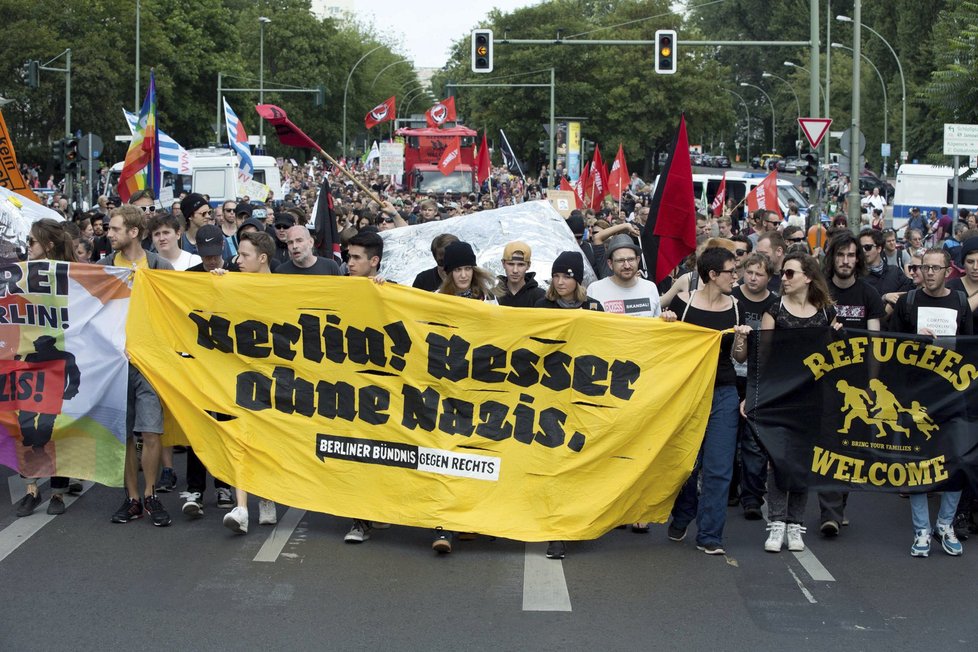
[118,71,160,202]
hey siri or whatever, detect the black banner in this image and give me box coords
[746,328,978,493]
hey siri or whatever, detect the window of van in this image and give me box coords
[947,179,978,206]
[193,169,228,199]
[252,169,266,184]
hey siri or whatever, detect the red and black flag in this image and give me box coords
[641,114,697,282]
[313,172,342,263]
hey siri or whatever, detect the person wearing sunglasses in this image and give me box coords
[760,251,839,553]
[663,247,751,556]
[858,229,914,320]
[890,247,973,557]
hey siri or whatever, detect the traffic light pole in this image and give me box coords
[446,70,555,187]
[217,72,322,143]
[39,49,72,202]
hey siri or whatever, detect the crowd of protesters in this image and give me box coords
[14,154,978,562]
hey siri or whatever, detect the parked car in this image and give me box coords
[750,156,762,169]
[859,175,895,202]
[716,155,731,168]
[783,158,805,173]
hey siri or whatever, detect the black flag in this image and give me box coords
[498,129,525,178]
[313,172,341,263]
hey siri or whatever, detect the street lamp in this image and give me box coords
[721,88,750,166]
[837,14,906,162]
[371,59,412,91]
[343,44,385,158]
[258,16,271,151]
[831,42,889,174]
[762,72,801,154]
[784,61,826,108]
[741,82,776,153]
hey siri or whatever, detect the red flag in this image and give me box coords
[364,96,396,129]
[710,172,727,217]
[588,144,609,211]
[425,97,457,128]
[746,169,780,216]
[559,177,581,208]
[475,132,491,185]
[255,104,322,150]
[641,114,697,283]
[607,144,629,200]
[574,163,590,210]
[437,136,462,175]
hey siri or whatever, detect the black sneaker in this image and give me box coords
[667,523,688,542]
[820,520,840,537]
[743,505,764,521]
[546,541,566,559]
[67,481,83,494]
[47,494,66,515]
[143,495,171,527]
[953,513,971,541]
[15,491,42,517]
[697,543,726,555]
[111,497,143,523]
[156,467,177,493]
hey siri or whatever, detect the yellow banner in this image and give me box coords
[128,271,723,540]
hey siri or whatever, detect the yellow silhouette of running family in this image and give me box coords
[836,379,939,440]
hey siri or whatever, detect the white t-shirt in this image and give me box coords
[588,277,661,317]
[161,249,202,271]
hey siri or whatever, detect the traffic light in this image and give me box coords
[802,152,819,191]
[471,29,493,73]
[654,29,677,74]
[51,139,65,172]
[26,60,40,89]
[64,138,80,172]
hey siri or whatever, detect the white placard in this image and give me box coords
[379,142,404,176]
[917,307,959,337]
[238,179,270,202]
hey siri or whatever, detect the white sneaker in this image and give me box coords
[258,499,277,525]
[344,520,371,543]
[223,506,248,534]
[765,521,786,552]
[180,491,203,519]
[786,523,807,552]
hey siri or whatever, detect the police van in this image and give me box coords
[892,164,978,230]
[680,171,812,220]
[108,148,281,207]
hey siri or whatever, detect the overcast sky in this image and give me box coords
[355,1,538,69]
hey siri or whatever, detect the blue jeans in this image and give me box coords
[910,491,961,532]
[670,385,740,546]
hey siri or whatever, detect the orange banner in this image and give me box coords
[0,110,40,204]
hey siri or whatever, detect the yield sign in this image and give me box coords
[798,118,832,149]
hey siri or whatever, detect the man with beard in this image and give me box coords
[816,231,884,538]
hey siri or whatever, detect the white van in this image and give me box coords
[107,148,281,206]
[684,172,812,220]
[892,164,977,230]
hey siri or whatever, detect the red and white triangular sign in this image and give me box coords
[798,118,832,149]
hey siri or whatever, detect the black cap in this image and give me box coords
[552,250,584,281]
[274,213,296,228]
[180,193,209,219]
[442,241,477,273]
[566,214,585,236]
[960,237,978,262]
[195,224,225,257]
[235,202,253,217]
[236,217,264,236]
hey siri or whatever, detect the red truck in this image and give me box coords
[396,125,477,196]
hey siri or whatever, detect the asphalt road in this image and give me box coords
[0,466,975,651]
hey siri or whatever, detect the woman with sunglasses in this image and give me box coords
[16,219,79,517]
[759,251,838,553]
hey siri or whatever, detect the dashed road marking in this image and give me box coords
[253,507,306,563]
[0,482,93,563]
[522,543,572,612]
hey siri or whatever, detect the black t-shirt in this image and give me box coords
[767,272,782,294]
[828,279,885,330]
[412,266,443,292]
[731,286,777,331]
[672,293,745,386]
[891,289,974,336]
[273,257,341,275]
[946,278,978,333]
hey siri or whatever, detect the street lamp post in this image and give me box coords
[258,16,271,152]
[837,14,905,163]
[762,72,802,154]
[343,44,385,158]
[721,88,750,166]
[741,82,776,153]
[831,42,889,175]
[371,59,412,91]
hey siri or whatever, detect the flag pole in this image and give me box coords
[319,148,382,204]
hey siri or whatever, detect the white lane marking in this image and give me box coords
[760,503,836,582]
[792,547,836,582]
[8,476,49,504]
[0,482,93,563]
[253,507,305,563]
[522,543,572,612]
[787,566,818,604]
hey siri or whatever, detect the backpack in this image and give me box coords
[904,288,968,333]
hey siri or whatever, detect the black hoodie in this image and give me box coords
[496,271,546,308]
